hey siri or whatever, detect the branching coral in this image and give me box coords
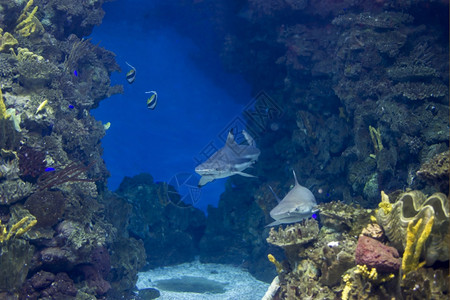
[401,216,434,278]
[0,29,18,53]
[0,216,37,243]
[37,160,97,191]
[354,264,395,284]
[14,0,44,37]
[369,125,383,157]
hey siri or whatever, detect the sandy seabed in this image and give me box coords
[136,260,270,300]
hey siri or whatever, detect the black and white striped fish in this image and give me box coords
[125,62,136,84]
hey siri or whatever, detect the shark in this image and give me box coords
[266,170,318,227]
[195,130,260,187]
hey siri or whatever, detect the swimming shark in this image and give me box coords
[267,170,318,227]
[195,130,260,187]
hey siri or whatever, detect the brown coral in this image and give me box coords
[416,150,449,192]
[24,190,66,227]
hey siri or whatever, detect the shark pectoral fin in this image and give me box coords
[236,171,256,178]
[266,219,282,227]
[198,176,214,187]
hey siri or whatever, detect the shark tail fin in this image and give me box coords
[268,185,281,203]
[242,130,255,146]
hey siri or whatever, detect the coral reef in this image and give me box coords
[0,0,137,298]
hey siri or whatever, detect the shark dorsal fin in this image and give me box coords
[292,170,300,187]
[268,185,282,203]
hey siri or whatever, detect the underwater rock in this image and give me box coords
[376,190,449,265]
[30,271,55,290]
[39,272,77,299]
[39,247,76,272]
[108,237,146,294]
[355,235,400,273]
[138,287,161,300]
[78,264,111,295]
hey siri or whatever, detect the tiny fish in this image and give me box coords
[73,70,78,77]
[145,91,158,110]
[125,62,136,84]
[45,167,55,172]
[68,104,74,109]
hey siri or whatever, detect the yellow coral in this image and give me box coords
[355,264,395,285]
[268,254,283,273]
[0,29,18,53]
[369,125,383,155]
[0,88,10,120]
[0,216,37,243]
[341,273,352,300]
[11,47,44,61]
[14,0,44,37]
[402,216,435,278]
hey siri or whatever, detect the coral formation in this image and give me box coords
[0,29,18,53]
[376,190,449,265]
[266,219,319,247]
[355,235,400,273]
[416,150,449,193]
[24,190,66,227]
[401,216,434,277]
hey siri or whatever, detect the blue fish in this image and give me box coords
[68,104,74,109]
[146,91,158,110]
[125,62,136,84]
[73,70,78,77]
[45,167,55,172]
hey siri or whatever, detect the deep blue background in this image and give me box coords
[90,0,251,212]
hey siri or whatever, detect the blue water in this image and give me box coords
[90,0,251,212]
